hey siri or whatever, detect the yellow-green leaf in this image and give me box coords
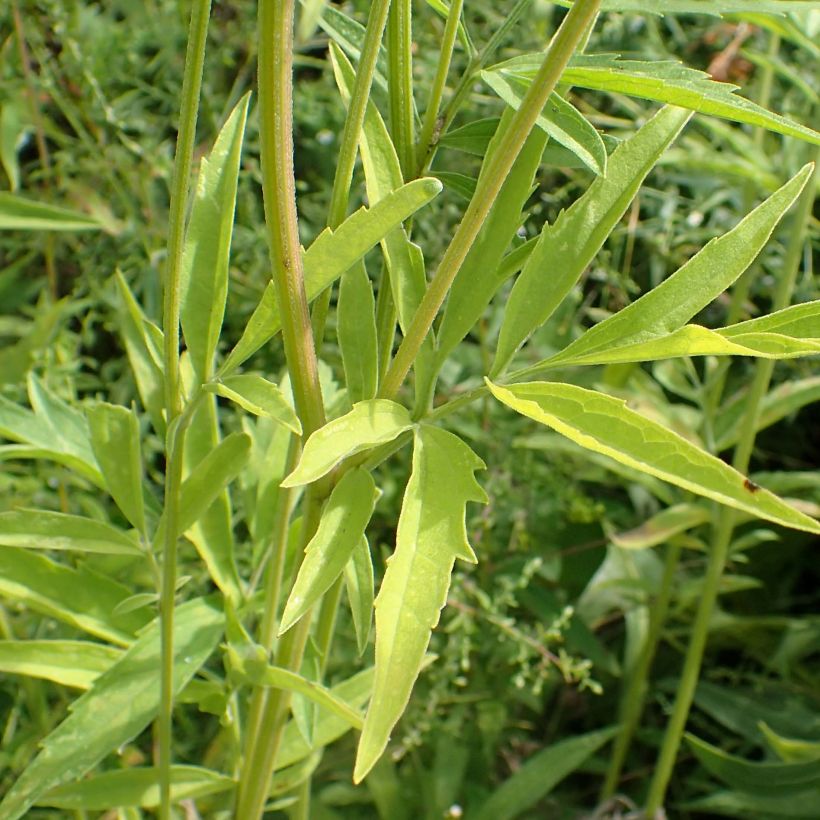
[205,374,301,434]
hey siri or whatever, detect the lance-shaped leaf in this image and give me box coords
[204,374,301,433]
[545,164,812,368]
[280,469,379,634]
[487,380,820,535]
[490,53,820,145]
[0,597,223,820]
[493,105,692,375]
[610,503,711,550]
[87,402,147,534]
[346,537,375,655]
[0,192,101,231]
[720,300,820,341]
[0,510,141,555]
[354,426,487,782]
[0,640,121,690]
[338,261,379,403]
[481,72,607,176]
[595,1,819,14]
[221,177,441,376]
[180,93,250,380]
[283,401,413,487]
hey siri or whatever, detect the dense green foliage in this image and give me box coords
[1,2,819,818]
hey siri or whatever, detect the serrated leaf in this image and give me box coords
[481,72,607,176]
[0,510,142,555]
[338,261,378,402]
[487,380,820,535]
[280,469,379,634]
[611,503,712,550]
[205,374,301,433]
[87,402,147,534]
[345,537,375,655]
[493,105,692,375]
[282,400,413,487]
[37,765,234,810]
[0,597,223,820]
[354,426,487,782]
[0,640,121,689]
[0,192,101,231]
[180,94,250,380]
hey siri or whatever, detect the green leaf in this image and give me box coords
[481,72,607,175]
[596,1,820,14]
[760,723,820,764]
[0,192,101,231]
[493,105,692,375]
[87,402,147,534]
[0,640,121,689]
[180,93,250,380]
[205,374,301,433]
[437,109,548,365]
[0,102,24,191]
[435,171,477,201]
[0,547,150,645]
[280,469,379,634]
[438,117,500,155]
[0,597,223,820]
[338,261,379,402]
[545,164,813,368]
[681,789,820,819]
[221,177,440,375]
[720,299,820,340]
[0,510,142,555]
[318,5,388,92]
[473,727,618,820]
[282,400,413,487]
[38,766,234,810]
[492,53,820,145]
[354,426,487,783]
[487,380,820,535]
[610,503,711,550]
[345,537,375,655]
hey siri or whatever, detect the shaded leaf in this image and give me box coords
[346,537,375,655]
[611,503,711,550]
[0,192,101,231]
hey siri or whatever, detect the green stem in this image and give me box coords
[645,156,817,816]
[379,0,602,401]
[387,0,415,179]
[157,3,211,817]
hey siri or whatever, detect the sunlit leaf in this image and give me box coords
[0,640,121,689]
[345,537,375,655]
[205,374,301,433]
[338,261,379,402]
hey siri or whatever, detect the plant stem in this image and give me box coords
[379,0,602,401]
[644,156,817,816]
[386,0,415,180]
[157,3,211,817]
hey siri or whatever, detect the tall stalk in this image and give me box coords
[644,156,818,816]
[386,0,415,179]
[157,2,211,817]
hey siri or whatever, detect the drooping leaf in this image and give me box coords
[221,177,440,375]
[338,260,379,402]
[280,469,379,634]
[0,597,223,820]
[37,766,234,811]
[0,640,121,689]
[0,510,142,555]
[180,93,250,380]
[543,164,812,368]
[87,402,147,534]
[481,72,607,175]
[760,723,820,764]
[345,537,375,655]
[473,727,617,820]
[0,192,101,231]
[493,105,692,375]
[282,401,413,487]
[205,374,301,433]
[487,380,820,535]
[354,426,487,783]
[610,503,711,550]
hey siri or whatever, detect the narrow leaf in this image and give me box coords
[345,537,375,655]
[205,374,301,433]
[0,192,101,231]
[487,380,820,535]
[611,503,711,550]
[282,400,413,487]
[338,261,379,402]
[0,640,121,689]
[354,426,487,783]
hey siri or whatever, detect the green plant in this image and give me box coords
[1,2,819,819]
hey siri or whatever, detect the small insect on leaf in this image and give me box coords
[744,478,760,493]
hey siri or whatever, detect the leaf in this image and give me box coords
[491,52,820,145]
[0,510,142,555]
[487,380,820,535]
[596,1,820,14]
[87,402,147,534]
[0,547,150,645]
[221,177,441,375]
[481,72,607,176]
[681,789,820,819]
[318,4,388,92]
[760,723,820,764]
[282,400,413,487]
[180,93,250,380]
[493,105,692,375]
[37,766,234,810]
[205,374,301,433]
[435,171,477,201]
[280,469,379,634]
[438,117,500,155]
[720,299,820,340]
[545,164,813,368]
[0,192,101,231]
[610,503,711,550]
[345,537,375,655]
[0,597,223,820]
[354,426,487,783]
[338,261,378,402]
[0,640,121,689]
[0,102,24,191]
[473,727,618,820]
